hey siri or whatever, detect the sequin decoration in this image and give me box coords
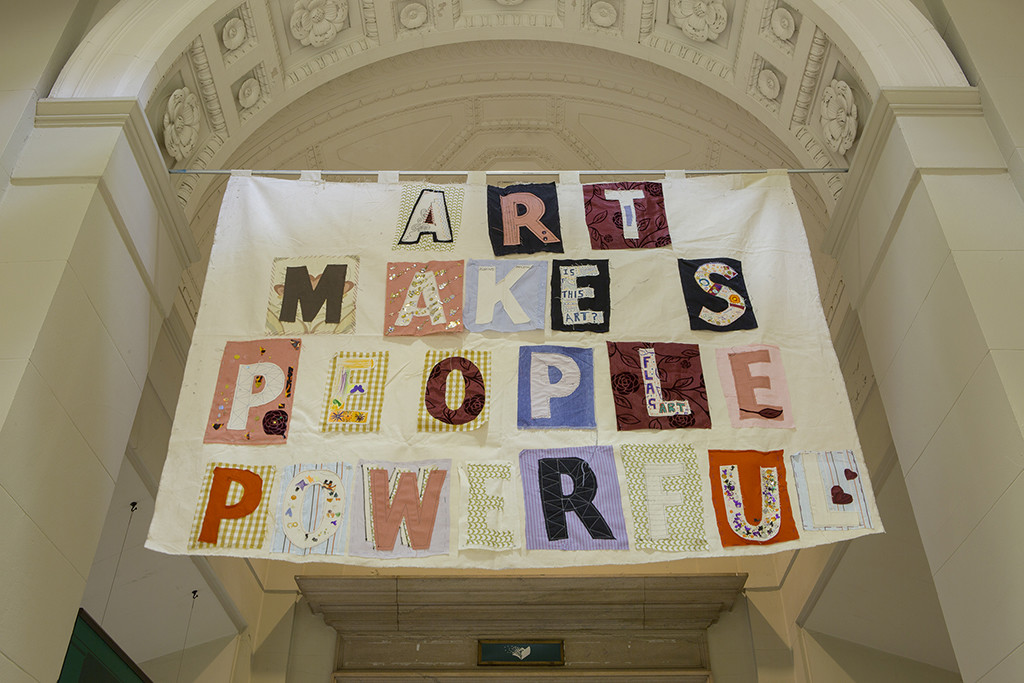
[384,260,465,336]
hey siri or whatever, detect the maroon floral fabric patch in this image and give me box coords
[583,182,670,250]
[606,341,711,430]
[424,356,486,426]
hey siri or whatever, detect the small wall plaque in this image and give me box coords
[478,640,565,666]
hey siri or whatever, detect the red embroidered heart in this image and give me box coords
[830,485,853,505]
[844,468,858,480]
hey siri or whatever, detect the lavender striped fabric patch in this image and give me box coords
[519,446,629,551]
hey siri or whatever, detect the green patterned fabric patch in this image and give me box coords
[620,444,706,552]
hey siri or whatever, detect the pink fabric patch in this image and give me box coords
[715,344,794,429]
[384,261,465,336]
[205,339,301,444]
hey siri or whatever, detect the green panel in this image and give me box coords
[479,640,564,665]
[58,611,150,683]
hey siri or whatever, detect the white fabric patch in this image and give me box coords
[638,348,691,417]
[694,261,747,327]
[282,469,347,549]
[603,189,646,239]
[228,362,285,429]
[529,352,582,419]
[474,265,531,325]
[643,462,687,542]
[398,189,453,244]
[395,269,445,326]
[559,264,603,326]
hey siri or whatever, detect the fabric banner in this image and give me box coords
[147,172,882,568]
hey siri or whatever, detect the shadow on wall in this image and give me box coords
[803,630,963,683]
[139,634,237,683]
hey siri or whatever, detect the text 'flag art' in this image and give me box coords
[147,172,882,569]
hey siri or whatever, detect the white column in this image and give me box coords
[0,99,195,681]
[831,87,1024,682]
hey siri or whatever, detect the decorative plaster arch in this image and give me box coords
[55,0,964,101]
[49,0,969,243]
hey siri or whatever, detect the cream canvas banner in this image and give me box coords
[146,172,882,568]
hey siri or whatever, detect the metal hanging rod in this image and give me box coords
[167,168,848,176]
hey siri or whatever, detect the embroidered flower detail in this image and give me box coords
[262,409,289,436]
[290,0,348,48]
[670,0,728,42]
[668,413,696,428]
[162,88,201,161]
[464,393,486,417]
[611,371,641,395]
[820,79,858,155]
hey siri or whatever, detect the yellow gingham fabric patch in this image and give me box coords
[321,351,389,432]
[417,349,491,432]
[189,462,276,550]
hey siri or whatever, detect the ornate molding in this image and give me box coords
[239,62,272,123]
[174,131,227,206]
[760,0,798,56]
[222,17,246,50]
[639,0,656,37]
[669,0,728,43]
[399,3,428,30]
[793,125,843,201]
[588,1,618,29]
[792,26,827,126]
[820,78,858,155]
[466,146,563,171]
[289,0,349,47]
[163,87,202,161]
[361,0,379,41]
[748,55,781,115]
[284,37,373,86]
[305,143,324,168]
[188,36,226,135]
[643,33,733,81]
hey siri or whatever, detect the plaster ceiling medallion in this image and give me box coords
[290,0,348,47]
[222,17,247,50]
[820,79,858,155]
[589,1,617,27]
[670,0,728,42]
[238,77,261,108]
[770,7,795,41]
[400,2,428,29]
[162,87,201,161]
[757,68,780,100]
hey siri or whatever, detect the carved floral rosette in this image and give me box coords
[589,1,617,28]
[670,0,728,42]
[400,2,428,29]
[162,87,201,161]
[238,77,261,109]
[290,0,349,48]
[820,79,858,155]
[222,17,247,50]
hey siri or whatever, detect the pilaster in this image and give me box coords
[829,86,1024,682]
[0,98,195,681]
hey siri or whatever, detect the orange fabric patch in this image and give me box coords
[708,450,799,547]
